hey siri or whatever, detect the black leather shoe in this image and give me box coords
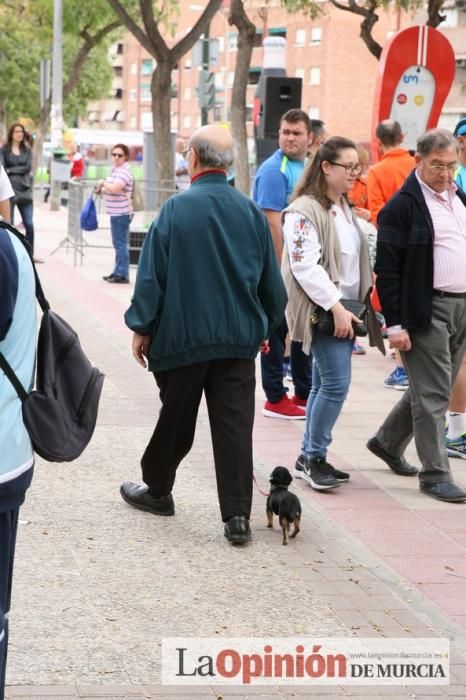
[120,481,175,515]
[420,481,466,503]
[107,275,129,284]
[366,436,418,476]
[102,273,115,281]
[224,516,251,544]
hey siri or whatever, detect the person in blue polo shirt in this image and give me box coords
[453,117,466,192]
[253,108,314,420]
[0,225,36,698]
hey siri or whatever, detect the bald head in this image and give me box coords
[376,120,404,150]
[189,125,234,173]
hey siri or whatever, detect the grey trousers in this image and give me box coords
[376,296,466,484]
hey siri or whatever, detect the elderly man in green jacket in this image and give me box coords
[122,125,287,544]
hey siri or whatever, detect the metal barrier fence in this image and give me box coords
[60,180,176,266]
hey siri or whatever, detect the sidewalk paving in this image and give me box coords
[5,203,466,699]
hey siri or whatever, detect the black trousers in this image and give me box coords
[0,507,19,700]
[141,358,256,521]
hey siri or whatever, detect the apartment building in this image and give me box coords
[84,0,466,144]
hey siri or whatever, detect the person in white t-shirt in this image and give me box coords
[0,165,14,221]
[281,136,384,491]
[174,138,190,191]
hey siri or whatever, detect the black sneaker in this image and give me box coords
[302,456,341,490]
[295,454,349,482]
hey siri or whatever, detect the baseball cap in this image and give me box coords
[453,118,466,137]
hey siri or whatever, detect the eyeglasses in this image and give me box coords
[327,161,362,175]
[112,152,125,158]
[423,160,459,173]
[182,148,191,158]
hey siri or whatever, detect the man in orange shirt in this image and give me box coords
[367,120,415,223]
[367,120,415,390]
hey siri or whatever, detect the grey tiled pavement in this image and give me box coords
[4,204,466,699]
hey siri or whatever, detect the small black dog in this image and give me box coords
[266,466,301,545]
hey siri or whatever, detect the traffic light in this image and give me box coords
[198,70,216,110]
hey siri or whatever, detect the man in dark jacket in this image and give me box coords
[122,125,287,543]
[367,129,466,503]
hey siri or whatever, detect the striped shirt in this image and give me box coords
[104,163,133,216]
[416,171,466,293]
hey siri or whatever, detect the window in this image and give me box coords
[114,66,123,77]
[309,67,321,86]
[311,27,322,46]
[184,86,192,99]
[215,73,224,88]
[269,27,287,38]
[213,105,223,122]
[228,33,238,51]
[114,88,123,99]
[130,115,137,128]
[185,59,192,69]
[254,30,263,48]
[130,62,137,75]
[141,59,153,75]
[116,43,123,55]
[129,89,137,103]
[246,105,253,121]
[308,106,320,119]
[140,83,151,101]
[140,112,152,129]
[295,29,306,46]
[294,68,305,80]
[228,71,235,87]
[248,67,261,85]
[183,115,192,129]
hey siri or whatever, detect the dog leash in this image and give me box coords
[253,472,270,497]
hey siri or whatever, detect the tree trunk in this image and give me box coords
[229,0,256,195]
[151,59,175,205]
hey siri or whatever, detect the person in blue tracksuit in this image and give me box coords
[0,227,36,699]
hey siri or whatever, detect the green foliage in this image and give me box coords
[281,0,426,16]
[63,36,115,124]
[0,0,119,128]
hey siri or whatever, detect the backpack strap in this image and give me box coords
[0,220,50,313]
[0,352,28,402]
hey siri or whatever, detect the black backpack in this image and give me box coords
[0,223,105,462]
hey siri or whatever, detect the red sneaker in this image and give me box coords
[290,395,307,408]
[262,395,306,419]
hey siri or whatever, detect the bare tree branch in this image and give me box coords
[172,0,223,63]
[138,0,170,60]
[106,0,156,57]
[329,0,382,59]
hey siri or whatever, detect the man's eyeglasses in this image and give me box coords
[112,152,125,158]
[182,148,191,158]
[327,161,363,175]
[423,160,459,173]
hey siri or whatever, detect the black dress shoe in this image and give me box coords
[120,481,175,515]
[420,481,466,503]
[366,436,418,476]
[102,273,115,281]
[107,275,129,284]
[224,515,251,544]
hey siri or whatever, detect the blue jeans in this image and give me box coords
[302,329,354,458]
[11,201,34,253]
[261,318,312,402]
[110,214,131,279]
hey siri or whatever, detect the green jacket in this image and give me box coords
[125,172,287,372]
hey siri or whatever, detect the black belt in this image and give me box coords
[433,289,466,299]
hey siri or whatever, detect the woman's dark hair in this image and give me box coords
[113,143,130,160]
[7,122,29,150]
[292,136,357,210]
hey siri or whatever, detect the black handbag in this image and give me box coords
[313,298,368,337]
